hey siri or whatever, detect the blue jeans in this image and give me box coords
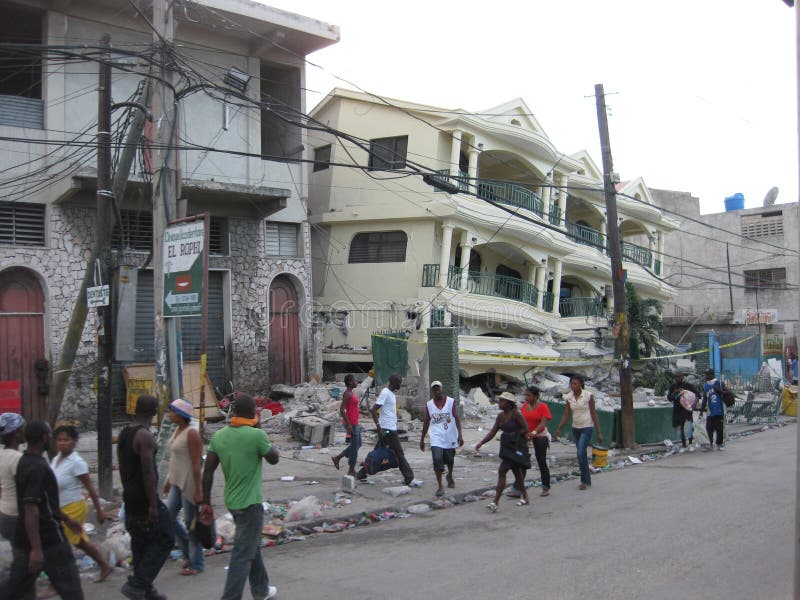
[344,425,362,469]
[221,503,269,600]
[166,485,205,572]
[573,427,594,485]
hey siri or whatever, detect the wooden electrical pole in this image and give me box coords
[95,35,114,497]
[47,79,150,428]
[151,0,181,412]
[595,83,634,448]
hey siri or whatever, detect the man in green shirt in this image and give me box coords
[201,395,279,600]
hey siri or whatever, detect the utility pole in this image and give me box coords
[726,242,734,313]
[150,0,181,411]
[595,83,634,448]
[795,2,800,594]
[95,35,113,497]
[47,77,150,427]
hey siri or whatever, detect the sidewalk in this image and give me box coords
[66,413,784,525]
[0,413,787,590]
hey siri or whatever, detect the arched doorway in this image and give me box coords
[268,275,301,385]
[0,268,46,419]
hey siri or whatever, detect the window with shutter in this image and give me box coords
[265,222,299,256]
[0,201,45,246]
[368,136,408,170]
[348,231,407,263]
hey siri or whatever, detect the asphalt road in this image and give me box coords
[85,424,796,600]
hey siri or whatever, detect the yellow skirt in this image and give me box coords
[60,499,89,546]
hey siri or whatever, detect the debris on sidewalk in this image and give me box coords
[382,485,411,497]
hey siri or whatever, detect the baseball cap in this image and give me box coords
[430,380,443,389]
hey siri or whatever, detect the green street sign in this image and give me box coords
[163,220,205,317]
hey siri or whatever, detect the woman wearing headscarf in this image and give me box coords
[0,412,25,543]
[163,398,205,576]
[554,375,603,490]
[475,391,531,512]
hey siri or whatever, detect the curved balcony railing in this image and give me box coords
[431,170,544,218]
[422,264,552,310]
[559,297,605,318]
[566,222,606,250]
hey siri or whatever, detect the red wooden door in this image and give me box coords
[0,268,45,420]
[268,276,301,385]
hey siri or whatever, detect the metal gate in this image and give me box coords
[134,270,226,388]
[0,267,46,419]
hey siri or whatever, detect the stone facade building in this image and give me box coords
[0,0,338,423]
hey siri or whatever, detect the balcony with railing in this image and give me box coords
[431,170,544,218]
[559,297,605,318]
[566,222,606,250]
[422,264,552,310]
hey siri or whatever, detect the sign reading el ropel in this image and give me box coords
[163,221,205,317]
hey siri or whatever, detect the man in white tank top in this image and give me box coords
[420,381,464,497]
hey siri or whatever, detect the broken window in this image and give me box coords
[0,4,43,128]
[313,145,331,172]
[368,136,408,170]
[744,268,786,290]
[260,62,302,161]
[112,210,227,255]
[348,231,407,263]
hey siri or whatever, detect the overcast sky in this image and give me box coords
[265,0,797,214]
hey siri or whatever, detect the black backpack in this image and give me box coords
[714,382,736,408]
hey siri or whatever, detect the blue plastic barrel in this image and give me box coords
[724,193,745,211]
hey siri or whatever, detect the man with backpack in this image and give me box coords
[699,368,727,450]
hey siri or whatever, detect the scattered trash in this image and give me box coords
[408,479,423,488]
[261,524,284,537]
[383,485,411,497]
[627,456,643,464]
[306,481,319,485]
[340,475,357,492]
[286,496,322,522]
[83,523,96,534]
[280,475,295,481]
[215,519,236,544]
[407,504,430,514]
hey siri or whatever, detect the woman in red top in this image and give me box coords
[521,385,552,496]
[332,374,361,477]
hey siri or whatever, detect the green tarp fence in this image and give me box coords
[371,330,409,387]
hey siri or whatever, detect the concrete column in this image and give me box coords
[601,218,607,238]
[468,149,479,193]
[557,175,569,227]
[438,224,454,287]
[657,231,664,270]
[450,130,462,177]
[541,175,552,219]
[551,258,563,315]
[648,235,656,268]
[535,263,547,310]
[458,233,473,290]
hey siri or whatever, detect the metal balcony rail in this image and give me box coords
[559,297,605,318]
[565,222,605,250]
[430,170,545,218]
[422,264,551,309]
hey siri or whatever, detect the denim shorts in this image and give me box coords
[430,446,455,472]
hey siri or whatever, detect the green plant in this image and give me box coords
[626,282,663,359]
